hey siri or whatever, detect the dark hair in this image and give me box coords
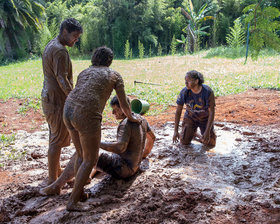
[186,70,204,85]
[91,46,114,67]
[110,95,130,107]
[59,18,83,34]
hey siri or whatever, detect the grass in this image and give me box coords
[0,50,279,117]
[0,133,27,167]
[205,46,279,59]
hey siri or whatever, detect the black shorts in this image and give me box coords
[97,153,136,179]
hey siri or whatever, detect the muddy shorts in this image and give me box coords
[42,100,70,148]
[63,100,102,135]
[96,153,136,179]
[180,117,216,145]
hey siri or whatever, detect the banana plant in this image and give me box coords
[181,0,214,52]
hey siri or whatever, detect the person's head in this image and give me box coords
[91,46,114,67]
[185,70,204,89]
[59,18,83,47]
[110,96,130,120]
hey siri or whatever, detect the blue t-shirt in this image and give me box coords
[176,84,215,122]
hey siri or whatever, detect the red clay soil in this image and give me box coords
[0,88,279,134]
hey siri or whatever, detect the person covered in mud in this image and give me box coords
[41,18,83,185]
[90,95,156,179]
[62,46,139,211]
[173,70,216,146]
[40,95,155,208]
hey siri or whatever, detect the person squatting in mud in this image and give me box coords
[41,18,83,185]
[40,95,155,210]
[173,70,216,146]
[43,46,139,211]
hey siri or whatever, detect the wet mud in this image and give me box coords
[0,122,280,223]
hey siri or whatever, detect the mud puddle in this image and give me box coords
[0,122,280,223]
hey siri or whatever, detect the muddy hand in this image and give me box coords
[128,114,142,124]
[201,132,210,145]
[173,132,179,143]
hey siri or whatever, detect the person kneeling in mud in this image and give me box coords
[173,70,216,146]
[90,96,155,179]
[40,96,155,206]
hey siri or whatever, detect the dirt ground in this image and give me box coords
[0,88,279,134]
[0,88,280,223]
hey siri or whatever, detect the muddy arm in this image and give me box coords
[116,88,140,123]
[173,104,183,143]
[202,92,215,144]
[142,130,156,159]
[100,141,128,154]
[54,50,73,96]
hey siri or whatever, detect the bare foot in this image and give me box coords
[39,185,61,196]
[66,201,90,212]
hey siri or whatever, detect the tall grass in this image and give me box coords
[0,51,279,117]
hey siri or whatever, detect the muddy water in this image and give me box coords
[0,122,280,223]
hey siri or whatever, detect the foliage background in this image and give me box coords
[0,0,279,63]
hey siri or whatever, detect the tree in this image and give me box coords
[181,0,214,52]
[0,0,45,58]
[243,2,280,59]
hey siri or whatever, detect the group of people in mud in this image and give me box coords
[39,18,216,211]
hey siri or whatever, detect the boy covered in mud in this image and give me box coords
[42,46,139,211]
[40,95,155,208]
[91,95,155,179]
[41,18,83,184]
[173,70,216,146]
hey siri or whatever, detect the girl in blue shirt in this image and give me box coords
[173,70,216,146]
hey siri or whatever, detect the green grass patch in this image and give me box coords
[205,46,279,59]
[0,133,26,166]
[0,52,279,120]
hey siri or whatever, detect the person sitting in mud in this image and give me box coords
[40,95,155,206]
[173,70,216,146]
[41,46,140,211]
[90,95,155,179]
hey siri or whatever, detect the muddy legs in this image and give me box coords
[40,152,77,195]
[47,144,62,185]
[66,131,100,211]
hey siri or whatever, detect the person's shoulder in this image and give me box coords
[181,87,187,92]
[109,69,121,77]
[125,113,144,126]
[202,84,214,93]
[180,86,191,96]
[46,38,65,51]
[78,66,92,76]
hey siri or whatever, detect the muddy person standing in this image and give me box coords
[41,18,83,184]
[40,96,155,198]
[173,70,216,146]
[63,46,139,211]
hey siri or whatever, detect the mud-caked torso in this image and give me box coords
[41,37,73,106]
[66,66,124,120]
[117,114,151,171]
